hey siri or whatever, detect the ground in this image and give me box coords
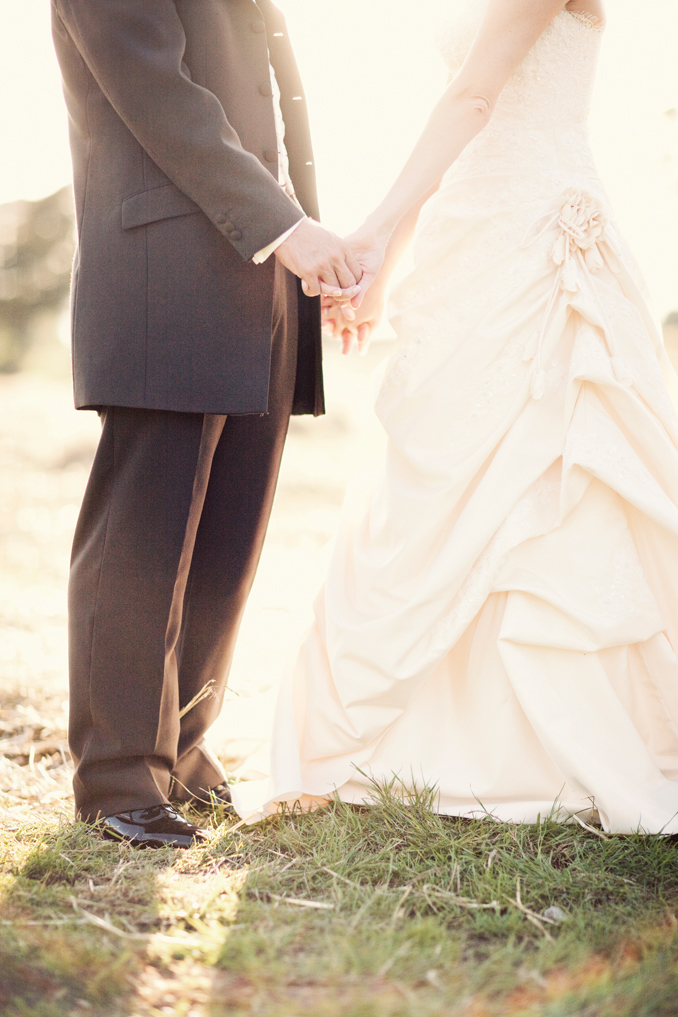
[1,340,678,1017]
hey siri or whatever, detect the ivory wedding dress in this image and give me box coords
[232,5,678,834]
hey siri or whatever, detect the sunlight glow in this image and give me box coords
[1,0,676,315]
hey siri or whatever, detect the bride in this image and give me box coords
[231,0,678,836]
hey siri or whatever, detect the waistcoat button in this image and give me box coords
[251,21,265,33]
[264,149,278,163]
[259,82,273,97]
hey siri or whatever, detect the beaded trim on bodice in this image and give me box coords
[565,10,605,31]
[437,3,604,126]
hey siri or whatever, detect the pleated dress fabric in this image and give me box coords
[231,5,678,835]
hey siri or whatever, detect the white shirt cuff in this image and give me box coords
[252,217,305,265]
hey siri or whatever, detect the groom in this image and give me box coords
[51,0,368,847]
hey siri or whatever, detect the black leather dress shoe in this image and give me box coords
[97,805,209,849]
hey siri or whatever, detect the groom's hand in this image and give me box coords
[275,219,363,299]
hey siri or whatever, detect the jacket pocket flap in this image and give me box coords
[122,184,201,230]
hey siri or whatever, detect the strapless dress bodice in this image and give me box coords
[438,2,603,128]
[412,4,608,261]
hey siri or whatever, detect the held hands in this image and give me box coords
[275,220,388,340]
[321,223,389,355]
[274,218,363,301]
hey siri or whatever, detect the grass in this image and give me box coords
[1,779,678,1016]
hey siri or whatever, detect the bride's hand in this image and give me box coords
[322,281,387,356]
[344,224,389,309]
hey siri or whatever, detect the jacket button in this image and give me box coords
[251,20,265,33]
[230,230,243,242]
[264,149,278,163]
[215,213,227,224]
[259,82,273,97]
[223,222,235,232]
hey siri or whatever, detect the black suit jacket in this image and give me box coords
[51,0,324,416]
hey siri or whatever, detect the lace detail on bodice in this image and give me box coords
[437,3,603,127]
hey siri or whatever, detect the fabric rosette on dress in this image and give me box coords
[552,188,607,275]
[522,188,635,400]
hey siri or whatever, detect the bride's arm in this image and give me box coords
[332,0,570,349]
[352,0,570,277]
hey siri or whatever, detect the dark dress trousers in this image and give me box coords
[51,0,324,820]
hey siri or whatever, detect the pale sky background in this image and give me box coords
[0,0,676,317]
